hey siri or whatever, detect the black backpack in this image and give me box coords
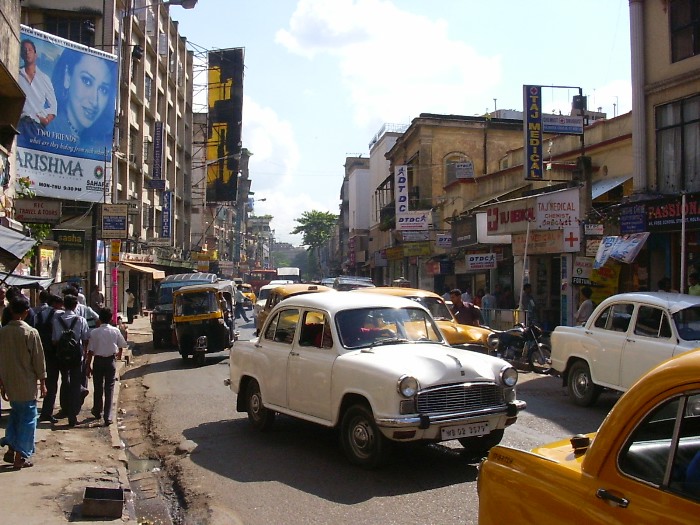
[56,316,81,368]
[35,309,56,356]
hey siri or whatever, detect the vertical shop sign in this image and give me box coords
[161,190,172,239]
[523,85,543,180]
[149,121,165,190]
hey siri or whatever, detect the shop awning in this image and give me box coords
[458,183,532,216]
[592,175,632,199]
[0,271,53,289]
[121,262,165,280]
[0,225,37,262]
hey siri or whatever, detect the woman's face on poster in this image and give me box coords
[64,55,112,132]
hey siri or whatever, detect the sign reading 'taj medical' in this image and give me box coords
[523,85,544,180]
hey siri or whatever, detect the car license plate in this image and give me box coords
[441,422,490,440]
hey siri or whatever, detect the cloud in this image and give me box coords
[243,96,300,188]
[242,96,338,245]
[276,0,502,129]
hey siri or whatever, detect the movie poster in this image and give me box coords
[17,26,117,202]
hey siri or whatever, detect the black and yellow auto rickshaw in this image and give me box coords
[172,281,237,366]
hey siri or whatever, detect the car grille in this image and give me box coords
[416,383,505,414]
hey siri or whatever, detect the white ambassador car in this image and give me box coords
[551,292,700,406]
[228,293,526,468]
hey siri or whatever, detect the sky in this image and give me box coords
[172,0,632,245]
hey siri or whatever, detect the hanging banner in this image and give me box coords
[17,26,117,202]
[609,232,650,263]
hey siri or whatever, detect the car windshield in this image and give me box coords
[673,306,700,341]
[336,307,443,349]
[405,296,453,321]
[174,291,219,316]
[258,288,272,301]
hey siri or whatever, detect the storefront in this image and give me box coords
[617,192,700,292]
[482,186,582,329]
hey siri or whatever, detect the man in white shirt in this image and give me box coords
[18,39,57,138]
[85,308,127,426]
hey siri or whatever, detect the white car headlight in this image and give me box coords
[398,375,419,397]
[500,365,518,387]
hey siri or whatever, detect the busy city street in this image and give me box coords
[123,317,617,524]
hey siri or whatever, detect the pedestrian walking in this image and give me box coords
[0,295,46,469]
[37,294,63,423]
[52,294,89,427]
[85,308,127,426]
[234,285,250,323]
[126,288,136,324]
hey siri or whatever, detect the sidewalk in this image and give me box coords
[0,314,152,523]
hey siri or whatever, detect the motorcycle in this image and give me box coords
[492,323,551,373]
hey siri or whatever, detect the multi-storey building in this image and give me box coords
[623,0,700,291]
[19,0,195,311]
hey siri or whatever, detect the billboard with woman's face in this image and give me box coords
[17,26,117,202]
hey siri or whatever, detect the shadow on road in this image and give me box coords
[121,347,229,381]
[515,373,620,435]
[181,416,479,504]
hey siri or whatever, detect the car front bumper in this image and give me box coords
[375,400,526,442]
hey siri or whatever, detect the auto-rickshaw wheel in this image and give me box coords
[194,352,205,367]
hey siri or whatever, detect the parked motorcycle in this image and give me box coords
[492,323,551,373]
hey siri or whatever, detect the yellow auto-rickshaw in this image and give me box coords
[172,280,237,366]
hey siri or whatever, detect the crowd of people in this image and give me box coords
[0,284,128,470]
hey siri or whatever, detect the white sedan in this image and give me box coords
[228,293,525,468]
[551,291,700,406]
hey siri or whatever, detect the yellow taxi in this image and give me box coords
[477,348,700,524]
[240,283,256,309]
[352,287,496,352]
[254,283,334,335]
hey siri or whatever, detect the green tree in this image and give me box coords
[291,210,337,279]
[15,176,51,262]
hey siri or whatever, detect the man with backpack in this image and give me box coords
[37,294,63,423]
[51,294,89,427]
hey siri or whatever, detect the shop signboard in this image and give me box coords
[101,204,128,239]
[466,253,497,271]
[14,199,61,224]
[535,187,579,230]
[403,242,431,257]
[53,229,84,250]
[436,232,452,248]
[572,256,594,285]
[396,210,430,231]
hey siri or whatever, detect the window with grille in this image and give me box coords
[670,0,700,62]
[656,95,700,193]
[43,16,95,47]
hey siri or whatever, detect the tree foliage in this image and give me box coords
[291,210,338,279]
[291,210,338,249]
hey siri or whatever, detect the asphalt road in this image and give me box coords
[136,316,616,525]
